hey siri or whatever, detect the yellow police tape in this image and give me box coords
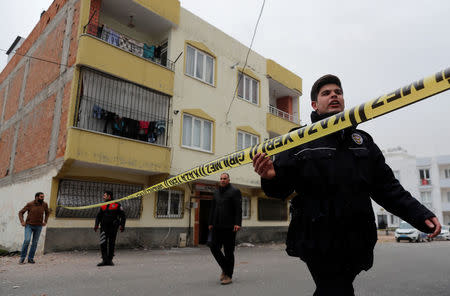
[59,68,450,210]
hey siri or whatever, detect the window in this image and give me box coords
[420,191,432,210]
[390,214,398,224]
[258,198,287,221]
[156,190,183,218]
[237,72,259,104]
[419,169,431,185]
[444,169,450,179]
[447,191,450,203]
[242,196,250,219]
[185,45,214,85]
[182,114,213,152]
[56,179,142,218]
[237,130,259,150]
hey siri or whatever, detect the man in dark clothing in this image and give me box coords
[253,74,441,296]
[18,192,49,264]
[94,190,126,266]
[208,173,242,285]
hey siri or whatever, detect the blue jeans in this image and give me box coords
[20,224,42,260]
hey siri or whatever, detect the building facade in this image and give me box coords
[0,0,302,253]
[372,147,450,228]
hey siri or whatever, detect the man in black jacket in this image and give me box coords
[94,190,126,266]
[208,173,242,285]
[252,74,441,296]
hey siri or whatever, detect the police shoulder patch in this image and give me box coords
[352,133,363,145]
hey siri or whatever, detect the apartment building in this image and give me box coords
[0,0,302,253]
[371,147,450,228]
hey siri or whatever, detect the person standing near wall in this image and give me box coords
[18,192,49,264]
[94,190,126,266]
[208,173,242,285]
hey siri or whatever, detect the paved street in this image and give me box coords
[1,241,449,296]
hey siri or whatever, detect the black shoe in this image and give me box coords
[19,258,25,264]
[97,260,108,266]
[28,259,35,264]
[108,261,115,266]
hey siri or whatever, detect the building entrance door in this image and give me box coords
[199,199,212,245]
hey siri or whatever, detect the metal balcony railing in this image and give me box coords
[268,105,299,124]
[84,23,175,71]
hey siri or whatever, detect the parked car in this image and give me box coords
[395,221,427,242]
[436,225,450,240]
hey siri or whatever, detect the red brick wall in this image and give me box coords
[0,125,15,177]
[56,81,72,158]
[23,17,66,107]
[4,66,25,122]
[0,87,5,120]
[87,0,101,35]
[14,95,56,173]
[67,0,81,67]
[276,96,293,115]
[0,0,72,84]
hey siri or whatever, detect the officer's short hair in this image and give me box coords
[104,190,113,199]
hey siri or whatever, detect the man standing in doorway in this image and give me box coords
[94,190,126,266]
[18,192,49,264]
[208,173,242,285]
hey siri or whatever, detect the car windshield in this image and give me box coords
[399,222,413,229]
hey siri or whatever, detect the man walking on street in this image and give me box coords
[208,173,242,285]
[18,192,49,264]
[252,74,441,295]
[94,190,126,266]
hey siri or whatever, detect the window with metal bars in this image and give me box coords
[56,179,142,218]
[258,198,287,221]
[156,190,184,218]
[75,67,170,146]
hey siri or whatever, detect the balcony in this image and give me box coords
[419,178,432,187]
[84,24,174,71]
[269,105,299,124]
[67,67,171,173]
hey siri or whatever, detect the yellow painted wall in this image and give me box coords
[65,128,171,173]
[76,35,174,96]
[133,0,180,25]
[266,59,302,94]
[266,113,300,136]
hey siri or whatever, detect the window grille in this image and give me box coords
[76,67,170,146]
[56,179,142,218]
[242,196,251,219]
[156,190,184,218]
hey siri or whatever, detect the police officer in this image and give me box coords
[94,190,126,266]
[252,74,441,295]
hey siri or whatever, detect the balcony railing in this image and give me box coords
[84,23,175,71]
[419,179,432,186]
[75,68,170,146]
[268,105,299,124]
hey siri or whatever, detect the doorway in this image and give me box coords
[199,199,212,244]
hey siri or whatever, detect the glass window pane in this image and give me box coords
[245,77,250,101]
[203,121,212,151]
[196,52,204,79]
[238,73,244,98]
[186,46,195,76]
[251,136,258,146]
[237,132,243,150]
[182,115,192,146]
[244,134,251,148]
[205,56,214,84]
[252,79,258,104]
[193,119,201,147]
[157,191,169,216]
[169,192,180,215]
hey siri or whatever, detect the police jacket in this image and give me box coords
[208,184,242,229]
[261,111,435,271]
[95,202,126,229]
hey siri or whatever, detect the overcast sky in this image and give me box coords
[1,0,449,157]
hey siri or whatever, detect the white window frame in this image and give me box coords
[185,45,215,85]
[444,168,450,179]
[237,130,259,151]
[182,114,213,153]
[156,190,183,218]
[242,196,251,219]
[237,72,259,105]
[419,168,431,185]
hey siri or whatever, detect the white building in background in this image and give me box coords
[372,147,450,228]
